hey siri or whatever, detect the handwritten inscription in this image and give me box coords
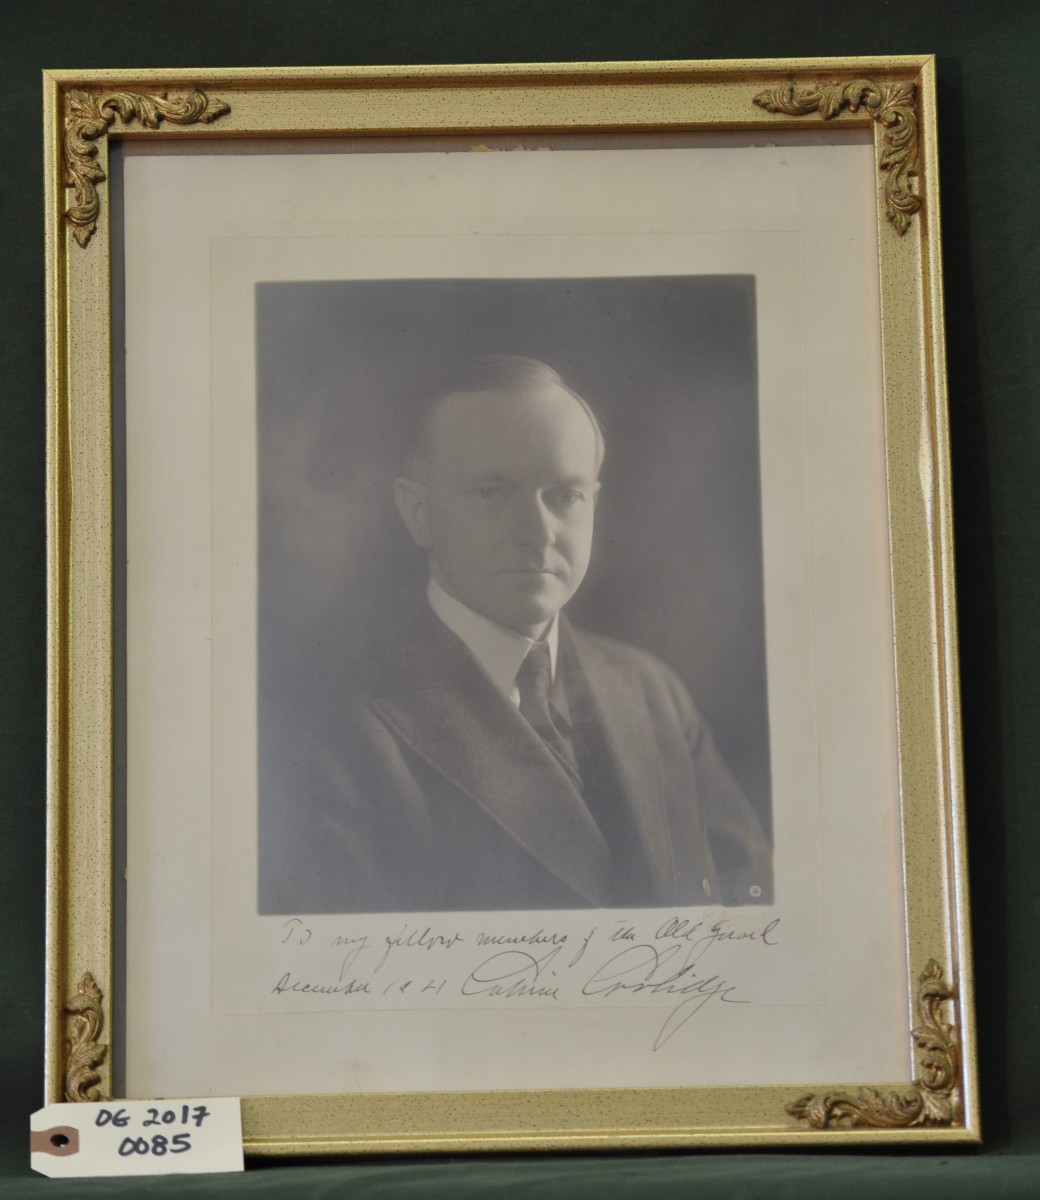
[268,915,780,1050]
[271,974,371,997]
[656,916,780,958]
[375,925,464,971]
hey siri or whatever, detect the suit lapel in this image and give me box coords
[562,620,677,903]
[369,609,612,906]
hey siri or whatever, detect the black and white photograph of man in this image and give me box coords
[257,276,773,913]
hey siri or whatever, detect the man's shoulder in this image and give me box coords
[347,605,469,699]
[564,620,705,745]
[568,621,670,671]
[565,621,689,696]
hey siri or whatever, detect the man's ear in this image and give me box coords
[393,476,433,549]
[591,480,602,507]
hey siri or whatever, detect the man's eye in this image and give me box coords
[551,488,585,507]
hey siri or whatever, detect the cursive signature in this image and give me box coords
[582,943,746,1050]
[461,947,563,999]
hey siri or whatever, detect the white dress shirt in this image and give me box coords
[427,577,559,706]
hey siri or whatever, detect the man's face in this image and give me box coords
[397,382,601,638]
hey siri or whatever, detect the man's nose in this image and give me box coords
[513,494,555,547]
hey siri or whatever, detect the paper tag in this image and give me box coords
[30,1098,243,1178]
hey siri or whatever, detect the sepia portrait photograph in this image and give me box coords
[254,275,773,916]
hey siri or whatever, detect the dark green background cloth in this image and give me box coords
[2,1,1038,1194]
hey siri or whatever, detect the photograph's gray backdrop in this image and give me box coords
[4,1,1039,1195]
[256,275,771,881]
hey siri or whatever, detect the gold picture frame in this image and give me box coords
[44,57,978,1154]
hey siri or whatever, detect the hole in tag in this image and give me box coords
[30,1125,80,1156]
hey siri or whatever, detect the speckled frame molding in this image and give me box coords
[44,57,976,1154]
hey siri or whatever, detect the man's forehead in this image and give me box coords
[430,383,598,449]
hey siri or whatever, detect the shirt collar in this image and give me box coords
[427,577,558,705]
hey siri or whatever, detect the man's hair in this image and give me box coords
[403,355,606,480]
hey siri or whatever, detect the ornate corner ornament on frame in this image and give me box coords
[44,57,978,1154]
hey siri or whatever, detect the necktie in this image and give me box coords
[516,641,583,788]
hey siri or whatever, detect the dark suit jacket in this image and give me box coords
[259,608,772,913]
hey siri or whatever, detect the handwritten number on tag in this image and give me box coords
[143,1105,211,1127]
[118,1134,192,1157]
